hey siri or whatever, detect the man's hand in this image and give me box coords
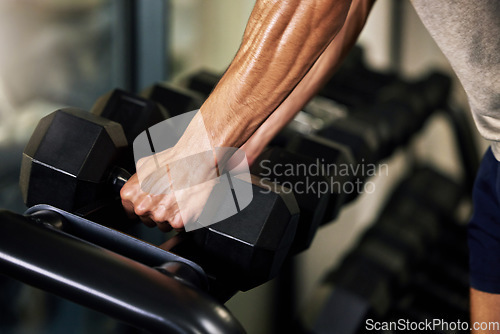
[121,111,219,231]
[121,173,179,232]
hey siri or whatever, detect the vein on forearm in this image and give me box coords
[200,0,353,148]
[240,0,375,160]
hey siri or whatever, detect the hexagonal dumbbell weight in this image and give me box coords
[20,108,129,212]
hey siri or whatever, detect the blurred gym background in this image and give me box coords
[0,0,486,333]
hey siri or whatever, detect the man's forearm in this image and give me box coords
[241,0,375,164]
[199,0,353,149]
[121,0,369,226]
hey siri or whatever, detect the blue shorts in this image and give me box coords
[469,147,500,293]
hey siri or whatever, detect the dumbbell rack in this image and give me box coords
[298,168,471,334]
[0,55,480,333]
[288,90,479,333]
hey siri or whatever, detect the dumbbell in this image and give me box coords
[320,67,397,108]
[355,216,467,321]
[299,250,400,334]
[91,89,168,144]
[381,191,468,269]
[319,46,398,108]
[353,212,451,298]
[342,99,415,161]
[403,271,470,320]
[379,193,443,244]
[274,104,388,205]
[288,134,372,204]
[91,89,169,172]
[367,71,452,157]
[313,90,421,166]
[184,69,221,98]
[337,211,432,297]
[379,72,452,132]
[390,167,466,224]
[361,215,433,268]
[251,146,335,254]
[315,72,451,166]
[382,166,469,267]
[20,108,299,291]
[298,219,432,333]
[141,82,205,117]
[249,114,369,207]
[20,108,129,212]
[249,130,363,253]
[390,239,469,325]
[295,86,390,169]
[422,245,469,294]
[372,71,453,148]
[389,285,469,334]
[371,167,468,266]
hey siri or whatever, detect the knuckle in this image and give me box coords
[120,184,132,199]
[169,216,184,230]
[151,211,165,223]
[134,196,153,216]
[134,204,149,216]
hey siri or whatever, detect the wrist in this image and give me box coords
[199,97,248,149]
